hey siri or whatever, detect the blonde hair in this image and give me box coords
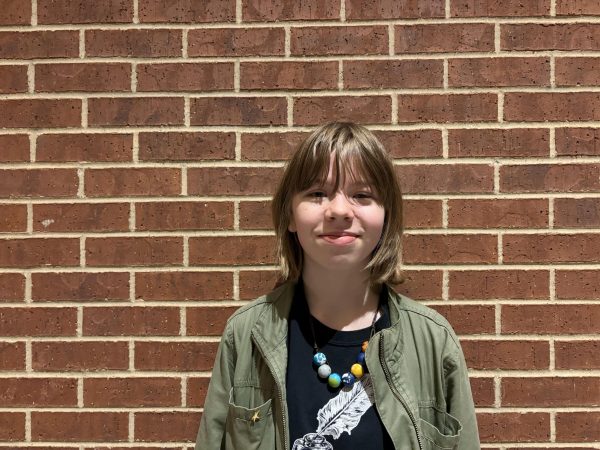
[271,121,404,286]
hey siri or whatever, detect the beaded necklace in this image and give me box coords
[309,303,380,389]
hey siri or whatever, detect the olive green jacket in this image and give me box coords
[195,280,480,450]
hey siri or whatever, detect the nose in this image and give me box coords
[325,191,354,221]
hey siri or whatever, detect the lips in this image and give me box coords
[319,232,359,245]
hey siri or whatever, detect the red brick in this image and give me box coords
[0,169,78,198]
[0,134,29,162]
[32,412,128,442]
[462,340,549,369]
[187,306,239,336]
[0,238,79,268]
[0,307,76,336]
[136,271,232,301]
[502,377,600,407]
[501,164,600,193]
[32,272,130,302]
[398,93,497,123]
[502,24,600,51]
[470,377,495,407]
[239,270,280,299]
[241,61,338,90]
[294,96,391,126]
[38,0,132,23]
[136,201,233,231]
[429,304,495,334]
[395,24,494,53]
[89,97,184,126]
[137,62,233,92]
[448,57,550,87]
[84,377,181,407]
[0,31,78,59]
[502,305,600,334]
[346,0,444,19]
[241,131,308,160]
[239,200,273,230]
[135,341,219,371]
[291,26,388,56]
[376,129,443,158]
[556,270,600,299]
[244,0,339,21]
[189,236,276,265]
[477,412,550,443]
[140,0,235,22]
[187,377,210,407]
[555,198,600,228]
[555,340,600,369]
[0,204,27,232]
[503,233,600,263]
[448,128,549,157]
[86,237,183,267]
[35,63,130,93]
[344,59,443,89]
[191,96,287,126]
[404,200,443,229]
[557,0,600,15]
[188,28,284,57]
[0,0,30,24]
[391,270,443,300]
[452,0,550,16]
[0,378,77,407]
[0,412,24,440]
[0,273,25,302]
[86,29,182,57]
[448,199,548,228]
[0,99,81,128]
[134,411,201,442]
[139,131,235,161]
[85,168,181,197]
[403,234,497,264]
[450,269,549,300]
[36,133,132,162]
[556,127,600,156]
[556,412,600,442]
[32,341,129,371]
[0,65,27,93]
[505,92,600,121]
[33,203,129,232]
[556,57,600,86]
[83,306,179,336]
[0,342,25,370]
[397,164,494,194]
[188,167,281,196]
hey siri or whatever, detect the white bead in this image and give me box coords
[317,364,332,379]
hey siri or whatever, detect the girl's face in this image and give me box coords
[288,156,385,273]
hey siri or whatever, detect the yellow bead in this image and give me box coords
[361,341,369,352]
[351,363,364,379]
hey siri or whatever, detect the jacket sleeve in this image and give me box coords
[194,323,235,450]
[444,340,481,450]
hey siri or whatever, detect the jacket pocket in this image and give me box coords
[225,385,274,450]
[418,405,462,450]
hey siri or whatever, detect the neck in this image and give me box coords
[300,263,381,331]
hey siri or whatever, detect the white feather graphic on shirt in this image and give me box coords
[315,374,375,440]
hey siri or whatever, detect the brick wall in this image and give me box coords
[0,0,599,447]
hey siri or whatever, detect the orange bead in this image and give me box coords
[361,341,369,352]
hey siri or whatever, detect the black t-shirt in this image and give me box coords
[286,282,395,450]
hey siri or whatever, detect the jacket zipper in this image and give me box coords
[379,332,423,450]
[252,334,289,450]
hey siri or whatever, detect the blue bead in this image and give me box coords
[356,352,366,364]
[328,373,341,388]
[313,352,327,366]
[341,372,356,386]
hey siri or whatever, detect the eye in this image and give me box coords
[308,191,327,198]
[354,192,372,199]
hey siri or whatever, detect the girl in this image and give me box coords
[195,122,480,449]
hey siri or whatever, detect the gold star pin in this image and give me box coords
[250,410,261,424]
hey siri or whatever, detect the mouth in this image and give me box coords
[319,233,359,245]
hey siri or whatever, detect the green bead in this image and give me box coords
[328,373,341,388]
